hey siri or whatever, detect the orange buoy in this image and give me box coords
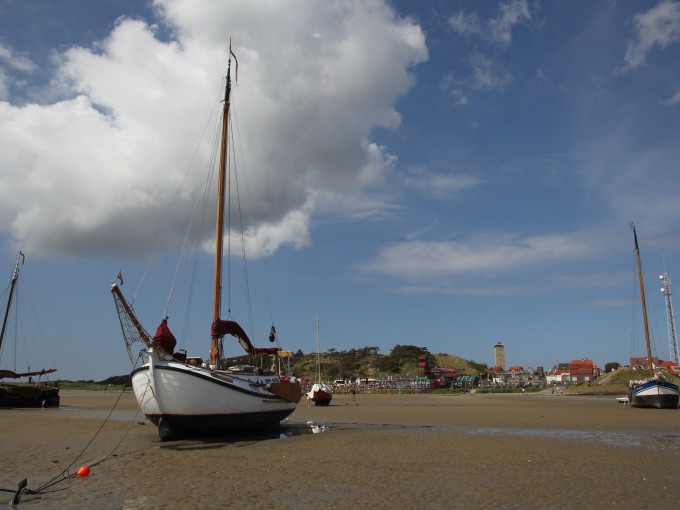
[77,465,90,477]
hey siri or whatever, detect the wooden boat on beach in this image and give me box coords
[628,224,679,409]
[111,41,301,440]
[0,253,59,408]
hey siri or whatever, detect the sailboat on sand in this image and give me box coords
[628,224,679,409]
[0,253,59,408]
[111,42,301,441]
[307,313,332,406]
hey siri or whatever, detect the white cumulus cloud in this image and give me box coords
[0,0,427,257]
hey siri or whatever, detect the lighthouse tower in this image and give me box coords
[493,341,506,371]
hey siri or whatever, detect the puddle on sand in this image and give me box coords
[86,409,678,453]
[284,420,680,452]
[464,426,680,451]
[155,421,331,450]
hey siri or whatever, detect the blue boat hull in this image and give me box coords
[630,379,679,409]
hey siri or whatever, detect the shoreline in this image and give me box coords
[2,391,679,509]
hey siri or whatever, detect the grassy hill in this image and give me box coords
[563,369,680,395]
[287,346,487,382]
[434,353,487,375]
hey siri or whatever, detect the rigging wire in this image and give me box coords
[0,270,58,375]
[230,112,256,344]
[231,102,279,341]
[132,79,224,313]
[629,250,639,363]
[16,279,58,375]
[164,90,223,344]
[629,230,663,368]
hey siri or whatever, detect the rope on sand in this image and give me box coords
[4,367,142,506]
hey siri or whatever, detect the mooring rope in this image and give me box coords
[4,364,144,505]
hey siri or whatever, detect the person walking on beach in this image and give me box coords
[350,384,356,402]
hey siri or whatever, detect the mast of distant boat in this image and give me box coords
[632,224,655,378]
[316,312,321,383]
[0,252,23,353]
[210,40,236,368]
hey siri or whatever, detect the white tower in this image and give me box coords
[660,273,680,365]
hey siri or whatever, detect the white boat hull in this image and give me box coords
[307,382,332,406]
[132,355,299,439]
[630,379,679,409]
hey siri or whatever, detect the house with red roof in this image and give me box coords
[630,357,660,371]
[569,359,596,383]
[659,360,680,375]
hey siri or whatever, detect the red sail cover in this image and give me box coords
[211,319,280,356]
[153,319,177,354]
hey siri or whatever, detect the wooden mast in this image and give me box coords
[632,224,655,377]
[210,42,234,367]
[0,252,23,353]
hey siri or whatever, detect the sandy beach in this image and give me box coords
[1,390,679,509]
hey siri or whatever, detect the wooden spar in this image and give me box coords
[210,43,233,367]
[111,284,152,346]
[632,224,655,377]
[0,253,23,353]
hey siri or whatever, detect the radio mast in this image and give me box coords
[660,273,680,365]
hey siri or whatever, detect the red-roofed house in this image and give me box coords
[569,359,595,384]
[630,357,660,370]
[546,369,570,385]
[659,360,680,375]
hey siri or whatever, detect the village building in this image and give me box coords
[568,359,596,384]
[630,356,661,370]
[546,359,601,385]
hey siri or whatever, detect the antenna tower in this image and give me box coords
[660,273,680,365]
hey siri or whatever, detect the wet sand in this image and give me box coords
[1,390,679,509]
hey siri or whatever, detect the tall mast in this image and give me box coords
[632,224,654,377]
[210,42,234,367]
[316,312,321,383]
[660,273,680,365]
[0,252,23,353]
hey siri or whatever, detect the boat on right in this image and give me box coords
[307,313,332,406]
[628,224,679,409]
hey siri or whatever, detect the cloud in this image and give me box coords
[441,53,512,105]
[0,43,38,100]
[0,0,427,257]
[444,0,528,104]
[448,11,483,38]
[401,166,482,200]
[358,232,598,283]
[488,0,532,46]
[571,298,631,309]
[621,0,680,72]
[0,43,38,73]
[575,122,680,231]
[393,284,529,296]
[449,0,531,47]
[662,89,680,105]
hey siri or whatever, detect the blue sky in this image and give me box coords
[2,0,680,380]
